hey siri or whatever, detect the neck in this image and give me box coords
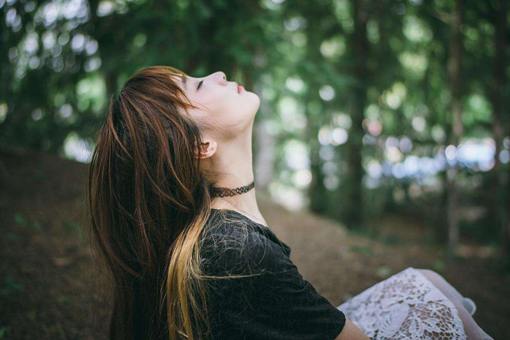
[208,131,261,217]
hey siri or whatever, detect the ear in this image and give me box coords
[195,140,217,159]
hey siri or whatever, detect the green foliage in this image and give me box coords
[1,0,508,256]
[0,275,24,297]
[14,213,42,231]
[0,326,9,339]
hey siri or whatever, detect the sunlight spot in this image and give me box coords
[431,125,446,143]
[324,175,339,190]
[269,182,305,211]
[319,145,335,161]
[283,139,309,170]
[318,126,332,145]
[320,37,346,58]
[386,146,403,163]
[31,108,43,121]
[364,119,382,136]
[445,145,457,162]
[97,1,114,16]
[71,33,86,52]
[322,161,337,176]
[399,136,413,153]
[399,52,427,77]
[0,103,7,123]
[278,97,306,131]
[284,16,306,31]
[293,169,312,188]
[383,82,407,109]
[63,132,93,163]
[366,160,382,179]
[403,15,432,43]
[385,136,399,148]
[331,127,348,145]
[319,85,335,101]
[412,116,426,132]
[285,77,305,93]
[332,112,352,129]
[24,32,39,55]
[503,137,510,149]
[500,150,509,164]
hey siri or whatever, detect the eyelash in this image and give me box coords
[197,80,203,91]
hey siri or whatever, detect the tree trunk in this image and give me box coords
[488,0,509,264]
[446,0,464,259]
[344,0,369,227]
[302,5,330,216]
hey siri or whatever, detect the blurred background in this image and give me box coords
[1,0,509,339]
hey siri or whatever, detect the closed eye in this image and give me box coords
[196,80,203,91]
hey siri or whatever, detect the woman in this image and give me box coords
[88,65,493,339]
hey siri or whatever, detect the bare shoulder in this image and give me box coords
[336,319,370,340]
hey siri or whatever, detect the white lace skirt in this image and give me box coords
[337,267,466,339]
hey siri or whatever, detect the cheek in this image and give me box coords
[202,89,238,113]
[195,88,224,108]
[218,97,246,122]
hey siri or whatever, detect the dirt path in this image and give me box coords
[1,147,509,339]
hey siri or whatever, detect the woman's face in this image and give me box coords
[174,71,260,141]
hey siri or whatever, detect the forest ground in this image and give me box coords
[0,147,509,339]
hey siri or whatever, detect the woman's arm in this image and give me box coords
[336,319,370,340]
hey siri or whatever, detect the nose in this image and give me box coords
[214,71,227,83]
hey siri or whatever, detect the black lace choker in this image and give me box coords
[210,180,255,198]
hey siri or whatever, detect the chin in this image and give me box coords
[244,91,260,112]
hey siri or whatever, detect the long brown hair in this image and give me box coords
[87,65,222,339]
